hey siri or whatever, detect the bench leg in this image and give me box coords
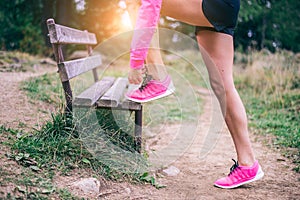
[134,108,143,153]
[62,81,73,114]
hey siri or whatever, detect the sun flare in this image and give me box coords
[121,11,133,30]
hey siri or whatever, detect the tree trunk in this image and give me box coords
[261,12,267,49]
[56,0,73,26]
[41,0,54,48]
[55,0,74,57]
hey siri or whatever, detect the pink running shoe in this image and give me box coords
[214,159,264,189]
[126,75,175,103]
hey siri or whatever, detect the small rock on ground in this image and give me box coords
[162,166,180,176]
[70,177,100,194]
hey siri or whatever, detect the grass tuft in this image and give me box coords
[21,73,63,103]
[11,110,149,182]
[235,49,300,172]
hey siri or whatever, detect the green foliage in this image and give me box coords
[11,112,118,179]
[0,0,46,54]
[236,0,300,52]
[1,126,58,199]
[244,93,300,172]
[58,189,84,200]
[2,108,156,197]
[19,25,46,55]
[10,109,148,180]
[95,109,137,152]
[12,113,82,170]
[234,50,300,171]
[139,172,166,189]
[1,0,299,55]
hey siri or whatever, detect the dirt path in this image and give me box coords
[98,90,300,200]
[0,67,57,130]
[0,69,299,199]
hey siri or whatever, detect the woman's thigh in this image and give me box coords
[196,31,235,88]
[161,0,213,27]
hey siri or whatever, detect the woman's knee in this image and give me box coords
[210,78,236,100]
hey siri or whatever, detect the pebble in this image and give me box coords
[162,165,180,176]
[70,177,100,194]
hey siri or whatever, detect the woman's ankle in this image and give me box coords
[146,64,168,81]
[238,156,256,167]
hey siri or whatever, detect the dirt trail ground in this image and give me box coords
[0,68,299,199]
[0,67,57,130]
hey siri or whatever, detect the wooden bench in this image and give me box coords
[46,18,143,152]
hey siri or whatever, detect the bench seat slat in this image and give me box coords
[58,55,102,81]
[97,77,128,107]
[47,19,97,45]
[73,77,115,107]
[96,100,142,111]
[119,99,142,111]
[97,86,142,111]
[118,84,142,110]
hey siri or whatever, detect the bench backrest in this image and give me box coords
[47,20,97,45]
[46,18,102,113]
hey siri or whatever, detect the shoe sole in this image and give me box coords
[126,88,175,103]
[214,167,264,189]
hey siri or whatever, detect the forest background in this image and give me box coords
[0,0,299,55]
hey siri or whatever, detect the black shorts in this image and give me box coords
[195,0,240,36]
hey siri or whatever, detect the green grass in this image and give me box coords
[57,189,85,200]
[234,50,300,172]
[11,112,139,179]
[0,111,152,198]
[19,50,300,175]
[241,92,300,172]
[4,48,299,199]
[16,61,166,186]
[21,73,63,103]
[0,126,56,199]
[2,50,205,198]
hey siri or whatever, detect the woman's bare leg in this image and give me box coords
[127,0,256,166]
[145,29,168,81]
[196,31,255,166]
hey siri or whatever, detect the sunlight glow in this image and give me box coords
[118,0,127,9]
[75,0,85,11]
[121,10,133,30]
[118,0,133,31]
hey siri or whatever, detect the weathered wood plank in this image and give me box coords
[96,100,142,111]
[58,55,102,82]
[96,82,142,111]
[119,99,142,111]
[47,18,97,45]
[118,84,142,111]
[73,77,115,107]
[98,78,128,107]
